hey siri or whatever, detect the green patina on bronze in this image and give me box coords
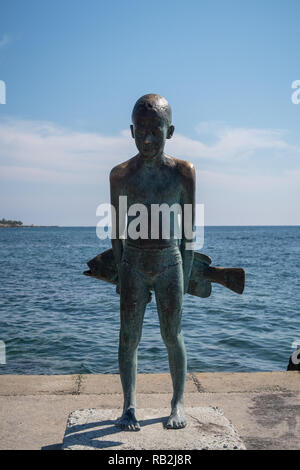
[84,94,245,431]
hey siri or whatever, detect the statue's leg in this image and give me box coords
[117,260,149,431]
[154,262,187,429]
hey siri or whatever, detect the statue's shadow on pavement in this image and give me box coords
[42,415,170,450]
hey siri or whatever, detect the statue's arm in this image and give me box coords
[110,168,125,288]
[180,162,196,294]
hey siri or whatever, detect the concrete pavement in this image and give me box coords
[0,371,299,450]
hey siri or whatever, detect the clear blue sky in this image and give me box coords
[1,0,300,225]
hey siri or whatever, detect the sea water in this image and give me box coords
[0,226,299,374]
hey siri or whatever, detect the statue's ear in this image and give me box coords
[167,125,175,139]
[130,124,135,138]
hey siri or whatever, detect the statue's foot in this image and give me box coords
[116,408,141,431]
[165,404,187,429]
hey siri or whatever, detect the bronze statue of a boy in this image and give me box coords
[110,94,195,431]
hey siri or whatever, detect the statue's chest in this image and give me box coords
[125,170,181,205]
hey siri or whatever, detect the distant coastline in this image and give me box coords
[0,218,58,228]
[0,225,59,228]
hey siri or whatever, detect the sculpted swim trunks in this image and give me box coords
[121,241,182,282]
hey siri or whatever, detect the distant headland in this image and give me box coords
[0,218,58,228]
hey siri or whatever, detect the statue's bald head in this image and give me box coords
[132,94,172,126]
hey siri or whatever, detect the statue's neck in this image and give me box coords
[139,151,166,168]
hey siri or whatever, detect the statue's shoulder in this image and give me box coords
[166,155,195,179]
[110,155,139,182]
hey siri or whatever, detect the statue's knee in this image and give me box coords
[119,330,140,351]
[161,330,181,348]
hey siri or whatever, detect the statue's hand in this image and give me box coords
[181,250,193,295]
[183,275,190,295]
[116,263,121,296]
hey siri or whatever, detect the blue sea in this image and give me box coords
[0,226,299,375]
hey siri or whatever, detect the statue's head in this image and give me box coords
[131,94,174,159]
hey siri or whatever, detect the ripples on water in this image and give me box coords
[0,226,299,374]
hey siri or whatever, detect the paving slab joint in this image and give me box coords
[73,375,82,395]
[190,373,205,393]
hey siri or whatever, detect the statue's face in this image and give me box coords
[131,112,173,159]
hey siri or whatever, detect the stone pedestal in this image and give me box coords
[62,407,246,450]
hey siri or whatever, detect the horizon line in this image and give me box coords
[19,224,300,228]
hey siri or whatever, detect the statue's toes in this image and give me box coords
[127,422,140,431]
[165,416,187,429]
[178,420,187,429]
[165,418,175,429]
